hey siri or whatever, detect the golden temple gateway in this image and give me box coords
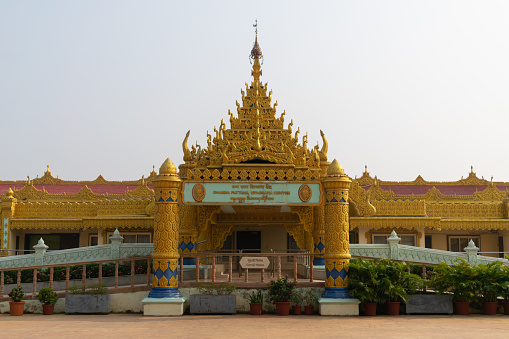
[2,33,509,268]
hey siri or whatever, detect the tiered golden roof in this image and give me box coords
[181,34,328,181]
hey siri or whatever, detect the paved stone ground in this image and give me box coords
[1,314,509,338]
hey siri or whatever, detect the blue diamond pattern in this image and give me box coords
[314,239,325,253]
[186,242,195,251]
[339,268,347,280]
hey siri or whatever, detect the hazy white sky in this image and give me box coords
[1,1,509,182]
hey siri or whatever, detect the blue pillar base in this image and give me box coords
[148,287,181,298]
[313,257,325,265]
[322,287,350,299]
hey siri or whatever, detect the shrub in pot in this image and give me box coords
[302,290,318,315]
[475,261,507,315]
[376,259,421,315]
[37,287,58,315]
[348,258,382,316]
[291,292,303,315]
[245,290,264,315]
[430,259,477,315]
[267,276,296,316]
[8,287,25,316]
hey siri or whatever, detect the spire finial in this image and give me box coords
[250,20,263,68]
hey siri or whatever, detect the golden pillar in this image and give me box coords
[1,188,16,256]
[313,205,326,265]
[322,159,351,298]
[148,158,182,298]
[179,204,198,265]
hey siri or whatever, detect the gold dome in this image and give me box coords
[327,159,345,176]
[159,158,176,175]
[6,187,13,197]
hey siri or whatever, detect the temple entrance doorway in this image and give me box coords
[236,231,261,253]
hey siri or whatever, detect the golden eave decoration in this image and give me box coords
[181,33,328,178]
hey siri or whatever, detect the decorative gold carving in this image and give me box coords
[474,184,507,201]
[364,227,422,247]
[97,199,151,216]
[371,200,426,217]
[350,217,441,231]
[10,219,84,230]
[211,225,233,250]
[349,181,376,216]
[192,184,205,202]
[14,184,48,200]
[125,184,154,199]
[178,36,327,179]
[291,206,313,232]
[298,184,312,202]
[426,202,504,218]
[440,219,509,230]
[186,167,321,182]
[14,201,97,218]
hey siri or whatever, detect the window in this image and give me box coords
[89,235,98,246]
[449,236,479,252]
[425,235,432,249]
[107,232,152,244]
[349,231,359,244]
[372,234,416,246]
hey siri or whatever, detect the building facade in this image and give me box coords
[2,35,509,261]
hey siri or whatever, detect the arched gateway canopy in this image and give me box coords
[177,32,332,254]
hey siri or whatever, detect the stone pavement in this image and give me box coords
[1,314,509,339]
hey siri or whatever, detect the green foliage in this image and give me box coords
[69,284,86,295]
[245,290,264,304]
[37,287,58,305]
[291,292,303,305]
[348,258,422,303]
[267,276,296,303]
[302,290,318,306]
[198,283,235,295]
[88,282,108,295]
[69,282,108,294]
[430,259,478,302]
[348,258,381,303]
[8,287,24,302]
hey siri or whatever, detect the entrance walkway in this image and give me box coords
[1,314,508,338]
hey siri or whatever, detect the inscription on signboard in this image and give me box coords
[239,257,270,269]
[183,182,321,205]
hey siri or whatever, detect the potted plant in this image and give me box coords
[245,290,264,315]
[8,286,25,316]
[430,259,477,315]
[302,290,318,315]
[348,258,381,316]
[291,292,303,315]
[376,259,421,315]
[65,283,110,314]
[37,287,59,315]
[190,283,237,314]
[475,261,506,315]
[267,276,296,316]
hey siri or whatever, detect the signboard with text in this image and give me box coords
[182,181,322,205]
[239,257,270,269]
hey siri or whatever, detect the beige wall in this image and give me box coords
[432,234,448,251]
[480,233,499,257]
[357,228,368,244]
[261,228,287,251]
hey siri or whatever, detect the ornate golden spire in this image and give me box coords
[250,20,263,81]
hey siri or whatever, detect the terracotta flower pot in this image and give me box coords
[275,302,290,316]
[304,305,314,315]
[9,301,25,316]
[454,302,470,315]
[363,302,377,316]
[482,302,498,315]
[386,302,400,315]
[43,304,55,315]
[292,305,302,315]
[249,303,262,315]
[504,302,509,315]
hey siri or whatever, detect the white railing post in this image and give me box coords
[109,229,123,259]
[33,238,49,266]
[464,240,479,265]
[387,230,401,260]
